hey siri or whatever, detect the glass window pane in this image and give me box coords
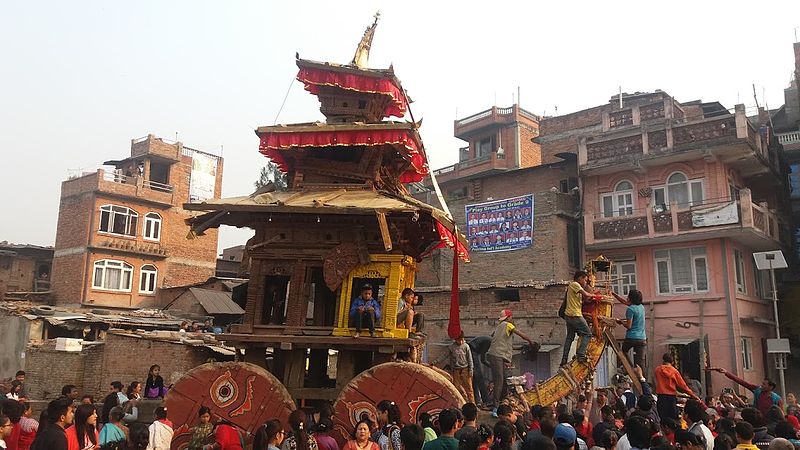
[603,196,613,218]
[694,257,708,291]
[657,260,670,293]
[105,268,121,289]
[668,183,689,207]
[129,215,138,236]
[668,173,687,183]
[617,181,632,191]
[654,188,666,207]
[670,249,692,285]
[93,268,103,287]
[122,270,131,290]
[691,181,704,205]
[100,210,110,232]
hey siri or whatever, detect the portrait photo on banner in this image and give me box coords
[465,194,534,253]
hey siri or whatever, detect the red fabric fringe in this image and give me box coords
[258,128,429,183]
[297,67,407,118]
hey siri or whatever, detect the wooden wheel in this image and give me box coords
[166,362,295,450]
[330,361,465,447]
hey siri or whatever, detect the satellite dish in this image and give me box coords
[496,146,505,156]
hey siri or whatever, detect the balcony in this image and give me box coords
[91,238,168,259]
[585,189,785,251]
[62,169,175,206]
[579,105,777,179]
[429,151,509,184]
[130,134,182,161]
[454,105,540,140]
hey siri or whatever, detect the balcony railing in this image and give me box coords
[63,169,174,205]
[586,189,782,248]
[580,105,769,172]
[431,152,506,178]
[777,131,800,145]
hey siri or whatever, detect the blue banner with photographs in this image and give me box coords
[465,194,534,252]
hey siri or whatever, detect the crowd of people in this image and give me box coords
[0,364,172,449]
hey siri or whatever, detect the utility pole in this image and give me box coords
[753,251,789,401]
[699,299,706,398]
[770,258,787,400]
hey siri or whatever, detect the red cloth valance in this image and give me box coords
[297,67,407,118]
[258,128,428,183]
[435,222,471,263]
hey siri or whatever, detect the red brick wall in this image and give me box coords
[519,125,541,168]
[416,163,578,287]
[415,284,569,365]
[83,333,222,400]
[538,107,604,165]
[24,341,87,400]
[24,334,229,401]
[51,137,223,307]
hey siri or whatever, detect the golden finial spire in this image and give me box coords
[351,11,380,69]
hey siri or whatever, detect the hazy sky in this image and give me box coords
[2,1,799,253]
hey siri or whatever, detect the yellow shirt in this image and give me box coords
[565,281,584,317]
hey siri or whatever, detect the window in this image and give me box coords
[741,337,753,371]
[476,137,493,158]
[143,213,162,241]
[754,267,774,300]
[652,173,704,209]
[560,178,578,193]
[139,264,157,294]
[611,261,637,295]
[99,205,138,236]
[654,247,708,294]
[734,250,746,294]
[567,223,581,268]
[92,260,133,292]
[448,187,469,201]
[601,180,634,218]
[459,147,470,162]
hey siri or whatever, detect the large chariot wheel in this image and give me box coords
[166,362,295,450]
[331,361,465,446]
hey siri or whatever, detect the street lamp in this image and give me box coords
[753,250,789,401]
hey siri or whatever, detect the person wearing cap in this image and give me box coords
[553,423,577,450]
[560,271,602,367]
[486,308,535,417]
[349,284,382,338]
[432,331,475,403]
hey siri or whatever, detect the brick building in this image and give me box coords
[563,90,788,390]
[50,134,223,308]
[414,105,581,286]
[0,242,53,298]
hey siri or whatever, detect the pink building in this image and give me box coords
[578,92,788,392]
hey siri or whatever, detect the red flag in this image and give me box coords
[447,249,462,339]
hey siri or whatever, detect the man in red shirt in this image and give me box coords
[655,353,699,421]
[710,367,783,416]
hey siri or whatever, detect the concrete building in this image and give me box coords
[568,91,788,390]
[216,245,246,278]
[50,134,223,308]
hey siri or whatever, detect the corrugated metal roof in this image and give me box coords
[188,288,245,315]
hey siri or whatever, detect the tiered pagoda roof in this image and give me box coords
[186,16,468,262]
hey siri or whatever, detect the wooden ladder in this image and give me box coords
[603,328,643,396]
